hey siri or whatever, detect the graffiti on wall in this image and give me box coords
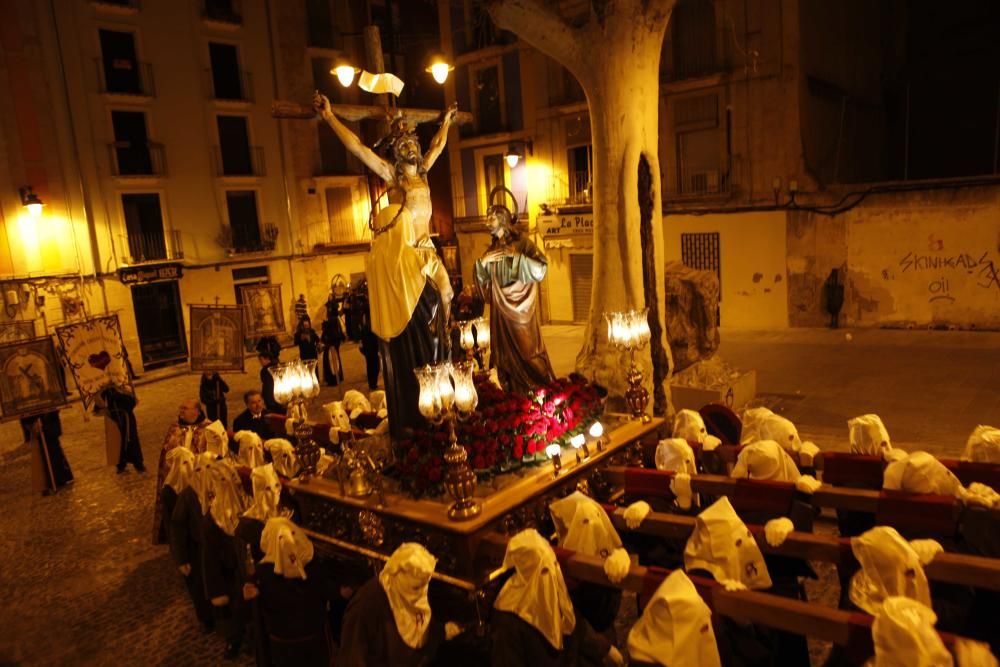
[882,233,1000,304]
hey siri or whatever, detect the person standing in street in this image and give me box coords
[99,386,145,474]
[199,371,230,429]
[21,411,73,494]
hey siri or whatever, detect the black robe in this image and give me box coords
[232,409,275,442]
[199,374,229,428]
[21,411,73,489]
[169,487,213,627]
[259,364,286,415]
[295,329,320,361]
[339,578,444,667]
[202,515,246,646]
[489,609,610,667]
[103,389,143,469]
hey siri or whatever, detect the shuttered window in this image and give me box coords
[570,253,593,323]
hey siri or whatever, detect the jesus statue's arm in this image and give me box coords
[313,91,394,182]
[422,103,458,172]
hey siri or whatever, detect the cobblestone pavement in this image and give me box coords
[1,327,996,665]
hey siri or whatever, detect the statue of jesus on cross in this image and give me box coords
[314,91,458,438]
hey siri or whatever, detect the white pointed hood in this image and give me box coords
[731,440,801,483]
[190,451,218,515]
[740,407,775,445]
[673,409,708,443]
[961,425,1000,463]
[848,414,894,457]
[207,458,246,536]
[684,497,772,590]
[849,526,931,615]
[495,529,576,650]
[234,430,265,468]
[870,597,953,667]
[549,492,622,558]
[325,401,351,431]
[265,438,300,479]
[204,420,229,458]
[884,451,962,497]
[164,446,196,493]
[379,542,437,649]
[757,413,802,454]
[628,570,721,667]
[243,463,283,522]
[343,389,371,420]
[260,516,314,580]
[655,438,698,476]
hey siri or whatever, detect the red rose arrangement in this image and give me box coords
[393,373,605,498]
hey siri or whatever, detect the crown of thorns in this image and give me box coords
[373,112,418,155]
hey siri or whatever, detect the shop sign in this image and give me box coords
[118,263,183,285]
[538,213,594,237]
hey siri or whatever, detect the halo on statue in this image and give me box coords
[487,185,519,221]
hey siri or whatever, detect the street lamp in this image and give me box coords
[269,359,323,480]
[332,57,360,87]
[19,186,43,217]
[425,54,454,84]
[605,308,652,423]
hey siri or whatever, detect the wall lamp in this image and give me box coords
[425,54,454,84]
[504,140,533,168]
[19,186,44,217]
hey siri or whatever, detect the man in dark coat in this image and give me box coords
[232,390,275,441]
[170,451,217,633]
[21,411,73,492]
[258,353,286,415]
[199,372,230,428]
[100,386,145,473]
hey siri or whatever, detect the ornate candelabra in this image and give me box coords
[270,359,323,481]
[416,361,481,520]
[605,308,652,423]
[456,317,491,371]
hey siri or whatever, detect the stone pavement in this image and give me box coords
[0,327,997,665]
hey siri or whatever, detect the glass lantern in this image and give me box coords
[450,361,478,417]
[416,365,443,422]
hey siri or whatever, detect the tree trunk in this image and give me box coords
[487,0,676,417]
[574,31,673,417]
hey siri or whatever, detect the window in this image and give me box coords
[674,94,724,195]
[567,145,593,203]
[225,191,263,252]
[473,65,503,134]
[306,0,337,49]
[483,154,506,205]
[99,29,142,94]
[216,115,254,176]
[669,0,718,80]
[325,186,370,244]
[203,0,241,24]
[111,111,153,175]
[311,57,358,174]
[570,253,593,323]
[209,43,245,101]
[121,193,166,262]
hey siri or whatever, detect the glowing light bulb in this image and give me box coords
[27,202,42,217]
[334,65,356,87]
[505,153,519,168]
[430,62,450,84]
[589,422,604,439]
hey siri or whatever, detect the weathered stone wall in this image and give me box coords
[788,185,1000,329]
[663,260,720,372]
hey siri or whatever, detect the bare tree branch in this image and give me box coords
[485,0,589,78]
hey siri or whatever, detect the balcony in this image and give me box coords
[216,222,278,255]
[90,0,139,13]
[121,229,183,265]
[95,58,155,97]
[107,141,166,177]
[204,68,253,103]
[212,145,265,177]
[664,158,741,201]
[660,30,729,83]
[202,0,242,26]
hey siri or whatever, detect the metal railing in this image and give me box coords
[205,68,253,102]
[666,156,740,199]
[212,145,265,177]
[451,190,529,221]
[202,0,241,24]
[660,30,731,83]
[94,58,155,97]
[107,141,166,177]
[121,229,183,265]
[221,222,278,254]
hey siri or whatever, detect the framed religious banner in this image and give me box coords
[240,284,285,337]
[189,305,245,372]
[55,315,133,408]
[0,320,36,344]
[0,337,68,420]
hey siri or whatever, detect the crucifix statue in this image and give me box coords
[312,91,460,438]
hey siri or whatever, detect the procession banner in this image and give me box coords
[0,320,36,344]
[0,337,68,420]
[55,315,132,408]
[240,284,285,337]
[189,305,245,372]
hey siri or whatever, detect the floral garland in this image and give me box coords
[393,373,605,497]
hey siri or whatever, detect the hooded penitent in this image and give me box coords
[739,407,776,445]
[343,389,372,420]
[260,516,314,580]
[234,430,265,468]
[849,526,931,615]
[244,463,283,522]
[559,498,623,559]
[548,492,621,552]
[190,451,218,515]
[204,420,229,458]
[869,597,953,667]
[731,439,801,483]
[207,458,246,536]
[962,425,1000,463]
[673,409,707,443]
[379,542,437,649]
[655,438,698,476]
[684,497,772,590]
[883,451,962,496]
[325,401,351,431]
[627,570,721,667]
[848,414,894,457]
[756,413,802,454]
[265,438,300,479]
[494,529,576,650]
[164,446,196,493]
[369,390,388,418]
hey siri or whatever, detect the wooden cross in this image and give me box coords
[271,100,473,126]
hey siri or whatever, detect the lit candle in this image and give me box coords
[570,433,585,449]
[589,422,604,439]
[545,442,563,474]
